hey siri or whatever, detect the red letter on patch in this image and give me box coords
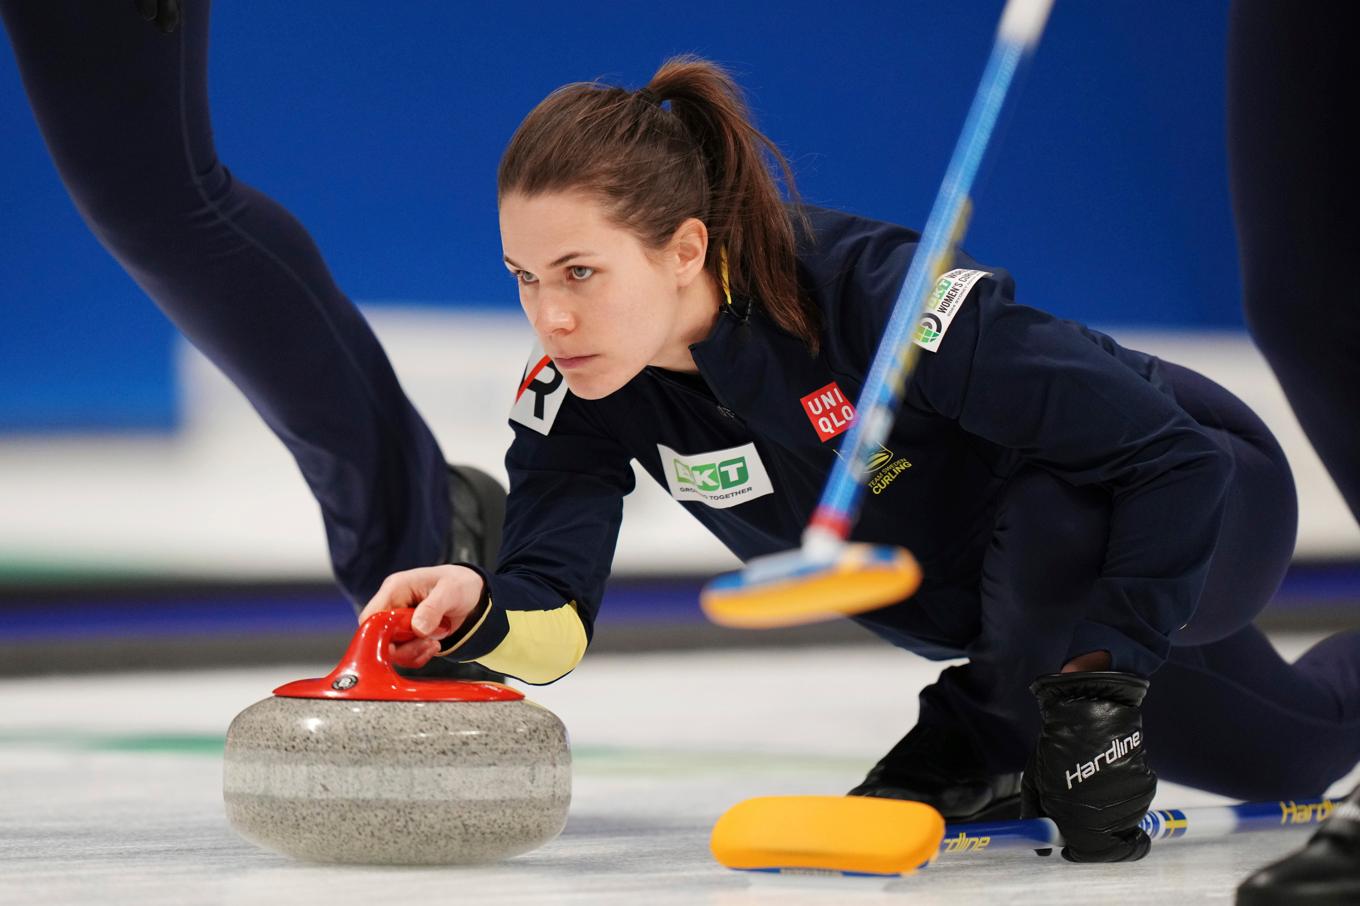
[800,381,856,442]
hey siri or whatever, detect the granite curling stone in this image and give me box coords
[223,609,570,865]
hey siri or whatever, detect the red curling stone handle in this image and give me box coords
[272,608,522,702]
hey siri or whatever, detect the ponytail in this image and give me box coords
[498,55,819,352]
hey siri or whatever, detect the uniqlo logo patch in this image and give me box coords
[801,382,856,442]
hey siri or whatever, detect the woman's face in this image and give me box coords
[499,190,714,400]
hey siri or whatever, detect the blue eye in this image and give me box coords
[569,266,594,281]
[516,270,538,284]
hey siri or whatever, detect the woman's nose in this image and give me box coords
[533,291,576,335]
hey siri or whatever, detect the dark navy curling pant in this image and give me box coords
[858,364,1360,801]
[1,0,448,605]
[1230,0,1360,524]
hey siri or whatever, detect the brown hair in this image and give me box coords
[498,55,819,352]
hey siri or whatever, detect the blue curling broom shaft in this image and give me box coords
[935,798,1339,856]
[807,0,1052,546]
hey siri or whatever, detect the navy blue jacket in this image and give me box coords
[450,206,1232,682]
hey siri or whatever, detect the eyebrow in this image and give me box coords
[503,251,595,270]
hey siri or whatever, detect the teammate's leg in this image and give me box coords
[1230,1,1360,520]
[1228,0,1360,898]
[0,0,457,606]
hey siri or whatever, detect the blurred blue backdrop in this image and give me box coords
[0,1,1238,431]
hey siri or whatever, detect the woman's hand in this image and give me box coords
[358,565,486,669]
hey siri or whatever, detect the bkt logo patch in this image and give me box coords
[658,442,774,509]
[675,457,749,491]
[801,381,856,442]
[509,340,568,436]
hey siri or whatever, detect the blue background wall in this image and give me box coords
[0,1,1238,431]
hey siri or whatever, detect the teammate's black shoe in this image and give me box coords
[1238,785,1360,905]
[848,721,1023,821]
[398,464,509,683]
[442,463,507,568]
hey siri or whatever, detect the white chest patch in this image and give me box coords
[510,341,569,436]
[912,268,992,352]
[657,442,775,509]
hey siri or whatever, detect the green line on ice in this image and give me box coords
[0,730,861,774]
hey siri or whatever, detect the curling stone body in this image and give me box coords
[224,695,570,865]
[222,609,571,865]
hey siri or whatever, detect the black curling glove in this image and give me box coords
[1020,671,1156,863]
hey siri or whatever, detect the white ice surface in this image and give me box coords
[1,636,1354,906]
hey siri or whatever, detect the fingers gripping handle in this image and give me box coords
[271,608,521,702]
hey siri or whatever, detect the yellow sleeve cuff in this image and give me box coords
[475,599,589,685]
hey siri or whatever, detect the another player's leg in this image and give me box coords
[0,0,502,678]
[1230,0,1360,522]
[1227,0,1360,898]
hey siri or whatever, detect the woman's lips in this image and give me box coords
[552,354,596,370]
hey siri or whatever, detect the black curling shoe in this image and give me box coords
[848,721,1023,821]
[1237,786,1360,905]
[443,463,507,568]
[399,463,509,684]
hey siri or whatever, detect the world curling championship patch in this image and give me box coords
[912,268,991,352]
[510,340,568,436]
